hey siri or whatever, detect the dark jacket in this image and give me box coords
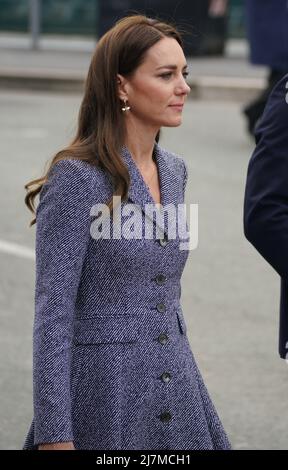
[244,74,288,360]
[245,0,288,70]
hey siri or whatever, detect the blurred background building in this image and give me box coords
[0,0,245,53]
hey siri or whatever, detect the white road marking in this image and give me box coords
[0,240,35,260]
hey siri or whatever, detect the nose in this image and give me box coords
[184,82,191,95]
[176,76,191,96]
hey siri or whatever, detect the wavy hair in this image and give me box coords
[24,14,184,226]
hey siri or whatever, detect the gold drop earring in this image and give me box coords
[121,99,131,112]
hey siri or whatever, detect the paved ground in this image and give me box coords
[0,35,268,99]
[0,89,287,450]
[0,34,265,78]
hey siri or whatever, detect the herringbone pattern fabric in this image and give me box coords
[23,142,231,450]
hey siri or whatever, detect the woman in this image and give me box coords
[23,14,231,450]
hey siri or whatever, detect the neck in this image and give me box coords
[124,120,159,170]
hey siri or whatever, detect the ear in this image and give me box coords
[117,73,129,101]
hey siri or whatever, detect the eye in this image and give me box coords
[160,71,190,80]
[160,72,173,79]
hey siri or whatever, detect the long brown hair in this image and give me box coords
[24,14,184,226]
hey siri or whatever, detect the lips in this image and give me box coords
[169,104,184,110]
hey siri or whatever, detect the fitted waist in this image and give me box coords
[74,298,181,320]
[72,302,186,345]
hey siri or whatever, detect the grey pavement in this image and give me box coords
[0,89,288,450]
[0,33,268,99]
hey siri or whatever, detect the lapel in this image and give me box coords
[120,142,180,237]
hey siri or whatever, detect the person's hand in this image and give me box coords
[38,441,75,450]
[209,0,228,16]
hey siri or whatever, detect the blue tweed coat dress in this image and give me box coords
[23,142,231,450]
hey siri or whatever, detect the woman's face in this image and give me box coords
[117,37,191,130]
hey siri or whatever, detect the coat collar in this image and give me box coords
[120,141,180,237]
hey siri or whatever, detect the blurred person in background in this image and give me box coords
[243,0,288,136]
[211,0,288,137]
[209,0,228,16]
[200,0,229,56]
[98,0,228,56]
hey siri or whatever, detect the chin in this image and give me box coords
[163,119,182,128]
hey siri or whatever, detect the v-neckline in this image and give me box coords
[123,142,163,208]
[120,142,182,238]
[143,148,162,207]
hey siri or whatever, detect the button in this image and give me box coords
[158,333,169,345]
[159,234,169,247]
[159,238,168,247]
[161,372,171,383]
[160,411,172,422]
[156,302,166,313]
[155,274,167,285]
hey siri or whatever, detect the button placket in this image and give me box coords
[154,270,172,426]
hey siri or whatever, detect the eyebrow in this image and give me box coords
[156,64,188,70]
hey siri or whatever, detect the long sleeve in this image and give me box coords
[32,159,95,445]
[243,74,288,281]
